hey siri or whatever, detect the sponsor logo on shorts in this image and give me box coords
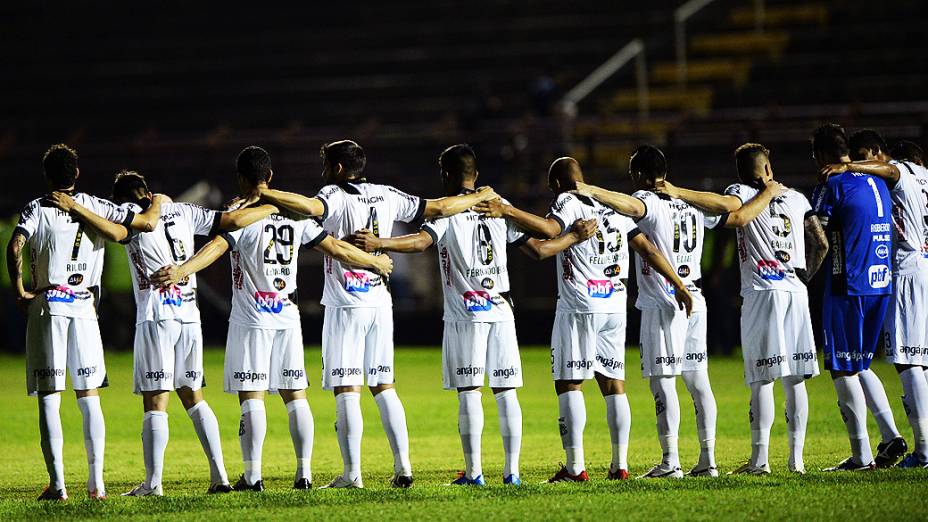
[144,370,173,381]
[833,351,873,362]
[273,278,287,291]
[253,291,285,313]
[586,279,614,298]
[76,365,97,377]
[369,365,391,375]
[463,290,493,312]
[330,367,363,378]
[793,351,815,361]
[33,367,66,378]
[481,277,495,290]
[596,354,624,371]
[456,365,485,376]
[603,264,622,278]
[232,370,268,383]
[868,265,890,288]
[46,286,76,303]
[899,345,927,356]
[492,366,519,378]
[757,260,786,281]
[68,273,84,286]
[686,352,706,363]
[344,271,371,293]
[755,355,785,368]
[159,286,183,307]
[875,244,890,259]
[281,368,304,379]
[677,265,691,278]
[565,359,593,370]
[185,370,202,380]
[655,355,682,366]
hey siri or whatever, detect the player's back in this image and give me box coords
[222,210,326,328]
[548,192,636,313]
[17,193,131,319]
[724,184,811,295]
[813,172,893,296]
[316,182,425,308]
[122,201,220,324]
[422,199,525,322]
[888,160,928,275]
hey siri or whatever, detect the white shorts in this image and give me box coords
[740,290,819,384]
[26,311,106,396]
[321,307,395,390]
[883,271,928,367]
[442,321,523,390]
[551,312,626,381]
[639,308,708,377]
[224,323,307,393]
[133,320,205,394]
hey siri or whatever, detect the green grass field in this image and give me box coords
[0,347,924,521]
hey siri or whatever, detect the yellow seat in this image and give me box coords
[690,31,790,60]
[728,3,828,28]
[651,59,752,88]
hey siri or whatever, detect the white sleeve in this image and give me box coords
[421,216,449,244]
[506,219,530,245]
[702,209,724,230]
[14,200,41,239]
[219,227,245,250]
[723,183,749,205]
[87,196,134,227]
[300,219,328,248]
[631,190,660,228]
[546,194,577,236]
[387,186,426,223]
[315,185,345,223]
[182,203,222,236]
[893,162,917,196]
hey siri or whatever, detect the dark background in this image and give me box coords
[1,0,926,352]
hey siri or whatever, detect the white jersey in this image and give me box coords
[548,192,638,314]
[421,196,529,322]
[221,212,327,329]
[121,201,222,324]
[16,193,133,320]
[724,184,812,295]
[316,182,426,308]
[889,161,928,276]
[632,190,723,312]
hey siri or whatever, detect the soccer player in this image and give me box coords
[575,145,784,478]
[345,144,593,486]
[820,134,928,467]
[256,140,498,488]
[655,143,827,474]
[478,156,694,482]
[6,144,161,501]
[810,124,894,471]
[45,170,280,495]
[151,146,394,491]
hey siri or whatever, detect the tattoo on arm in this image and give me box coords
[801,216,828,282]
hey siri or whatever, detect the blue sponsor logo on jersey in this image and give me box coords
[159,286,183,307]
[46,286,76,303]
[254,291,285,313]
[757,260,786,281]
[344,271,370,293]
[868,265,890,288]
[875,244,889,259]
[586,279,615,298]
[463,290,493,312]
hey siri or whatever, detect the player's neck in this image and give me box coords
[460,180,476,192]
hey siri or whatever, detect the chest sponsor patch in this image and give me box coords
[868,265,890,288]
[254,291,285,313]
[875,244,889,259]
[757,260,786,281]
[159,286,183,307]
[586,279,615,298]
[344,271,371,293]
[463,290,493,312]
[46,285,76,303]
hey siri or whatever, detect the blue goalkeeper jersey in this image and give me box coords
[812,171,893,296]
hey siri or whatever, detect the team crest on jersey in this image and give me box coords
[677,265,691,278]
[757,260,786,281]
[463,290,493,312]
[159,286,183,307]
[273,277,287,291]
[875,244,889,260]
[775,250,791,263]
[586,279,615,298]
[603,264,621,277]
[481,277,495,289]
[344,271,371,293]
[67,273,84,286]
[46,286,76,303]
[254,291,285,313]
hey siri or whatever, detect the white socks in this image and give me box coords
[749,381,775,467]
[649,376,680,467]
[76,395,105,494]
[239,399,266,485]
[142,411,169,490]
[604,393,631,472]
[186,401,228,486]
[557,390,586,474]
[38,394,65,492]
[494,390,522,478]
[683,370,717,468]
[286,399,314,483]
[899,367,928,459]
[783,376,809,469]
[458,390,484,479]
[859,368,901,443]
[335,392,363,481]
[833,375,873,465]
[374,389,411,476]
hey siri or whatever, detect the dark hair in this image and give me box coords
[848,129,887,160]
[890,140,924,165]
[734,143,770,184]
[321,140,366,178]
[112,170,149,205]
[629,145,667,182]
[438,144,477,179]
[42,143,79,189]
[811,123,850,160]
[236,146,272,185]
